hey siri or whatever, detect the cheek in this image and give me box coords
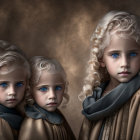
[33,93,46,104]
[0,92,5,101]
[17,85,26,92]
[57,94,63,102]
[0,88,5,93]
[132,59,140,65]
[17,88,26,98]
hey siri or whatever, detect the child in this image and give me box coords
[78,11,140,140]
[0,40,30,140]
[19,56,76,140]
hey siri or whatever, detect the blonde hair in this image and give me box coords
[0,40,30,78]
[79,10,140,100]
[27,56,69,105]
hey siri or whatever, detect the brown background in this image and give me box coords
[0,0,139,139]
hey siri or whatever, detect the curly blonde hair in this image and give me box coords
[79,10,140,100]
[27,56,69,106]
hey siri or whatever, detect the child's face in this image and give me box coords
[101,34,140,86]
[0,66,27,108]
[32,70,65,112]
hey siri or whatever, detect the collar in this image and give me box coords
[25,103,63,124]
[0,104,23,130]
[82,74,140,120]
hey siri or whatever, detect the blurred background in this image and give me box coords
[0,0,139,138]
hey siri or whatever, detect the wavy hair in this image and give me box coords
[27,56,69,106]
[79,11,140,100]
[0,40,30,78]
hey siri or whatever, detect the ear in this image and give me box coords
[99,58,106,67]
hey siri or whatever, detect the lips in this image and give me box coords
[47,102,57,106]
[6,98,16,102]
[118,71,131,75]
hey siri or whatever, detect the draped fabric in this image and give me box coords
[79,87,140,140]
[0,118,18,140]
[25,103,63,124]
[82,75,140,120]
[0,104,23,130]
[0,104,23,140]
[19,105,76,140]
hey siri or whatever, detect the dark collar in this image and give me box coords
[82,74,140,120]
[0,104,23,130]
[25,103,63,124]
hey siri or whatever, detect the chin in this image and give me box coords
[45,107,57,112]
[6,105,16,108]
[119,78,131,83]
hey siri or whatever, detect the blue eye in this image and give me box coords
[55,86,62,91]
[111,53,119,59]
[15,82,23,87]
[39,87,48,92]
[0,82,8,88]
[129,52,137,57]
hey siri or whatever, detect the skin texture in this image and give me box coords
[0,66,27,108]
[32,70,65,112]
[101,34,140,90]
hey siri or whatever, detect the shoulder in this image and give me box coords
[21,117,55,126]
[20,117,47,133]
[0,117,15,139]
[131,88,140,101]
[0,117,10,126]
[130,88,140,110]
[21,117,43,124]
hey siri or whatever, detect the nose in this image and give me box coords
[48,88,56,100]
[8,85,16,96]
[120,55,129,68]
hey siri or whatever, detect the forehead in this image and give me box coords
[37,70,65,86]
[105,34,140,51]
[0,65,27,81]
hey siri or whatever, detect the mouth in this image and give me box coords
[118,71,131,76]
[6,99,16,103]
[47,102,57,106]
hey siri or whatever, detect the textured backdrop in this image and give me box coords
[0,0,139,138]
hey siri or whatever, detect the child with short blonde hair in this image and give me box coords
[0,40,30,140]
[19,56,75,140]
[79,11,140,140]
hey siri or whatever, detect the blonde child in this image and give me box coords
[19,56,76,140]
[0,40,30,140]
[79,11,140,140]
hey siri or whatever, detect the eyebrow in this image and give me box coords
[0,81,8,83]
[0,80,25,83]
[36,83,65,87]
[127,49,140,52]
[104,50,120,55]
[106,49,140,53]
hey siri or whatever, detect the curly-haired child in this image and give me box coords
[79,11,140,140]
[19,56,76,140]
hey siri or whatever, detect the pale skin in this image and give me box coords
[0,66,27,108]
[101,34,140,94]
[32,70,65,112]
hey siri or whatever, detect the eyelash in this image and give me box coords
[129,52,137,57]
[55,86,62,91]
[111,53,119,59]
[110,52,137,59]
[0,83,8,88]
[39,86,63,92]
[39,87,48,92]
[15,82,24,87]
[0,82,24,88]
